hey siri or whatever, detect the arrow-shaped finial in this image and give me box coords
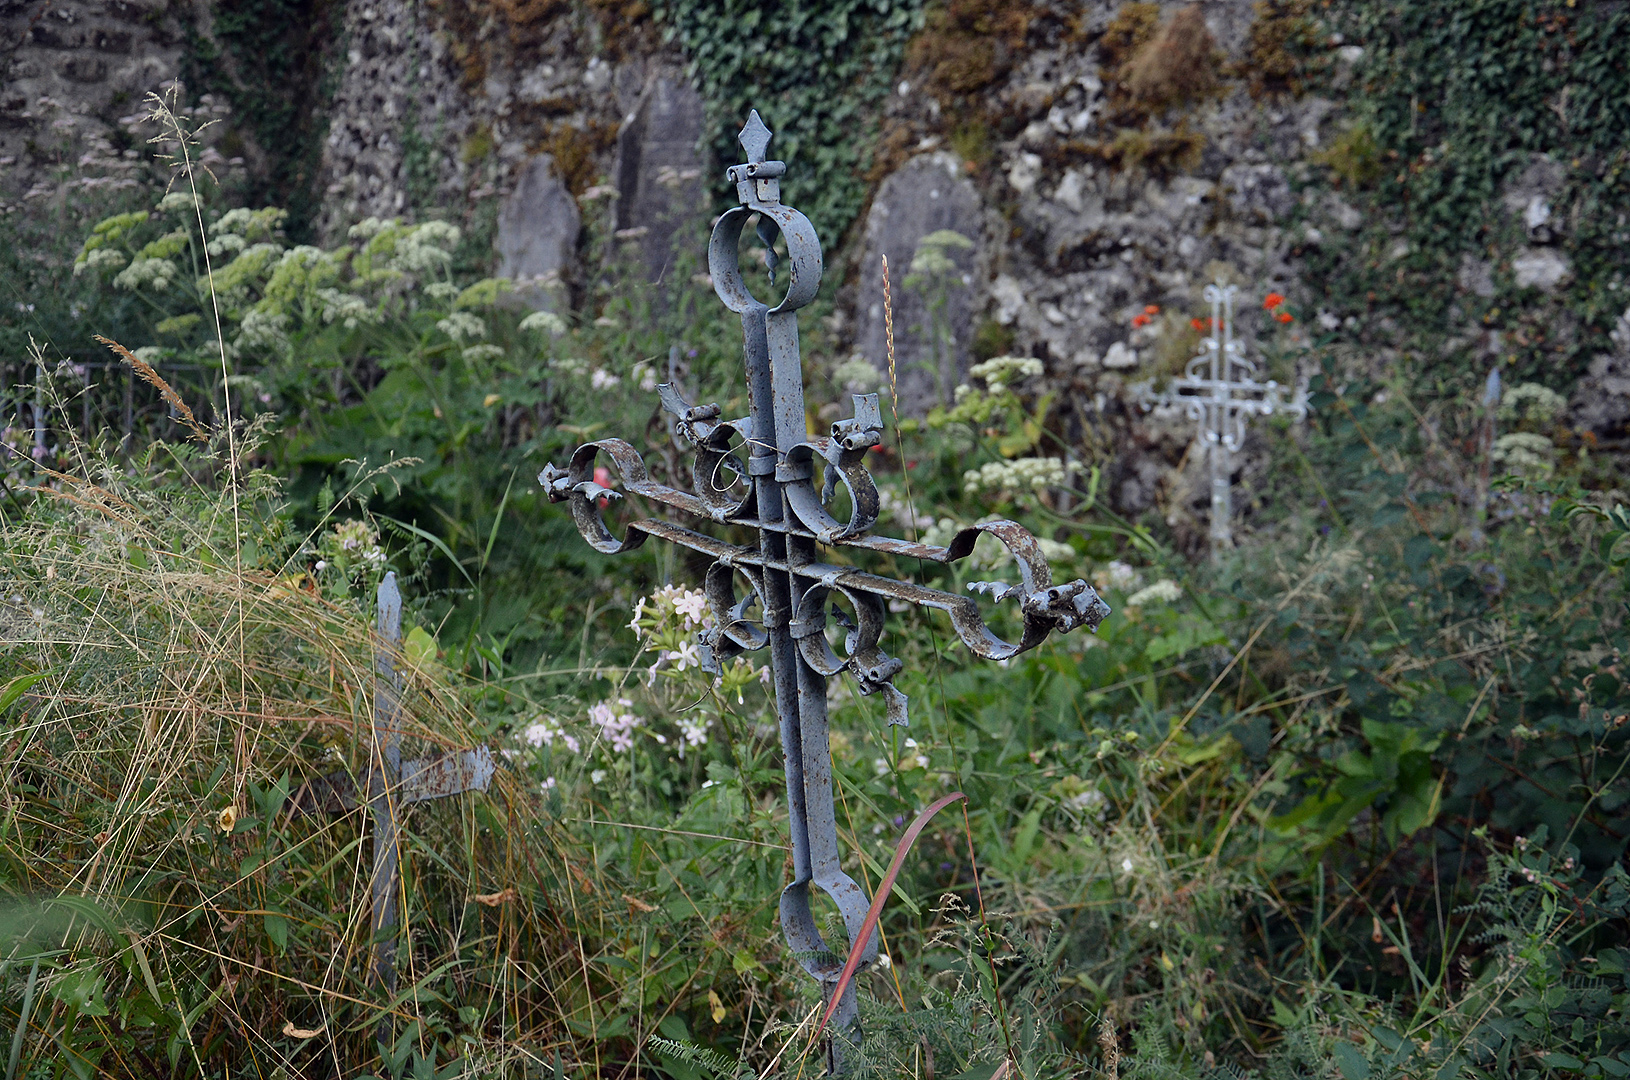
[739,109,772,163]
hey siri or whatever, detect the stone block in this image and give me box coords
[1512,248,1570,292]
[495,153,579,310]
[59,55,107,82]
[855,151,987,414]
[612,73,706,285]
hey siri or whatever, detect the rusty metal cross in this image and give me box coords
[539,111,1110,1068]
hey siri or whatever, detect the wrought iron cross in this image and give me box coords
[1133,281,1308,557]
[290,572,496,998]
[539,111,1110,1066]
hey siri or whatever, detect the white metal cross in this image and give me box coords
[1133,281,1308,557]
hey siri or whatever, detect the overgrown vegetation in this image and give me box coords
[1308,0,1630,389]
[653,0,926,243]
[3,5,1630,1078]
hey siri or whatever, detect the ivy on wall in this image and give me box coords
[182,0,343,241]
[651,0,925,245]
[1309,0,1630,391]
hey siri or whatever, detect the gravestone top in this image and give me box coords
[495,154,579,310]
[613,73,707,285]
[855,152,986,413]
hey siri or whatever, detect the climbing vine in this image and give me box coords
[1307,0,1630,390]
[651,0,925,244]
[181,0,343,240]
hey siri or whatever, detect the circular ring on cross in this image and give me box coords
[787,577,887,677]
[779,440,881,543]
[701,558,770,663]
[561,439,651,555]
[708,203,822,316]
[937,520,1062,660]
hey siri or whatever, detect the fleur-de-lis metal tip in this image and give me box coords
[739,110,772,163]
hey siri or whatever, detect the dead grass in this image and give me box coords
[1119,4,1223,114]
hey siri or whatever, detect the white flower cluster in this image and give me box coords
[629,585,711,637]
[520,714,580,754]
[1126,579,1183,607]
[423,282,459,302]
[967,355,1043,394]
[1063,788,1106,816]
[833,354,882,392]
[316,287,380,329]
[209,207,286,256]
[237,308,291,352]
[328,519,387,566]
[875,485,932,532]
[590,368,621,390]
[589,698,642,753]
[436,311,487,342]
[1498,382,1567,425]
[676,714,712,754]
[1092,560,1142,593]
[519,310,567,334]
[157,192,197,214]
[80,247,126,273]
[462,344,505,363]
[1035,536,1075,564]
[114,256,179,292]
[917,517,964,549]
[391,220,461,274]
[962,456,1065,495]
[1492,432,1555,475]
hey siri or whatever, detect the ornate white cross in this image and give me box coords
[1133,282,1308,556]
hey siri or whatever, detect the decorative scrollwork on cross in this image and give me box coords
[1132,281,1309,557]
[539,110,1110,1069]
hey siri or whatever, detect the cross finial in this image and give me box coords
[739,109,772,163]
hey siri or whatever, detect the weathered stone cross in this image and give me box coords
[539,111,1109,1070]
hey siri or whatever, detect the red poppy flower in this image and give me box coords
[1143,304,1160,315]
[1131,314,1150,328]
[1190,318,1205,331]
[1276,311,1293,323]
[1263,293,1286,310]
[594,465,615,507]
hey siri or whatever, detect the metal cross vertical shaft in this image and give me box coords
[288,571,497,1009]
[1133,281,1309,559]
[540,110,1111,1073]
[369,573,405,995]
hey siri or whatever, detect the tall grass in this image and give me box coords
[0,359,614,1077]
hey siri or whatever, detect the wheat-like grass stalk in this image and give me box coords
[93,335,210,443]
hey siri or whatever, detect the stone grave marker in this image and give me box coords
[855,152,986,413]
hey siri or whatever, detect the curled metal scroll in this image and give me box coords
[538,108,1109,1063]
[541,439,1110,661]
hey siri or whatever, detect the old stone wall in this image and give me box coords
[7,0,1626,553]
[1,0,193,215]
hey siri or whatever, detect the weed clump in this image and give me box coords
[1119,4,1222,113]
[1237,0,1326,99]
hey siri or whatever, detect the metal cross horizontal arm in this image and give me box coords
[1131,281,1309,555]
[538,109,1110,1071]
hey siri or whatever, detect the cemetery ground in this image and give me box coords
[1,129,1628,1080]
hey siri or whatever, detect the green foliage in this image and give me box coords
[1310,0,1630,386]
[1312,122,1382,188]
[652,0,925,242]
[179,0,342,239]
